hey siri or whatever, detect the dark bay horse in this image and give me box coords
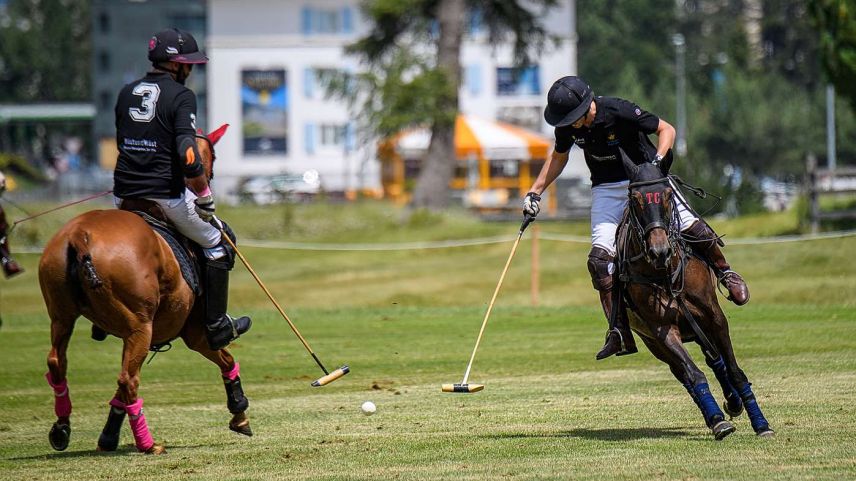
[38,124,252,454]
[615,157,773,440]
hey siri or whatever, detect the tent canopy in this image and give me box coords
[395,115,551,161]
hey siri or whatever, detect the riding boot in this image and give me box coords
[204,257,252,351]
[683,221,749,305]
[0,237,22,278]
[595,289,637,360]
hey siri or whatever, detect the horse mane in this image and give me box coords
[631,162,666,183]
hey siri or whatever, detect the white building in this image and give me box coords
[206,0,578,200]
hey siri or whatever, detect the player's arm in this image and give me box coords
[528,126,573,195]
[616,99,674,161]
[653,119,676,160]
[174,90,208,195]
[529,149,569,196]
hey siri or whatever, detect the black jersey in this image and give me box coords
[554,96,660,186]
[113,72,205,199]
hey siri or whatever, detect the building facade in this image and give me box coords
[91,0,206,170]
[207,0,578,199]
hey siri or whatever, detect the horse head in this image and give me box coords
[195,123,229,181]
[621,150,676,269]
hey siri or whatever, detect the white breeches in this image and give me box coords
[114,189,221,249]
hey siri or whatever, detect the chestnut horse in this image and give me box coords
[615,157,773,440]
[38,125,251,454]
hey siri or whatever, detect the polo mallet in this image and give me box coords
[211,217,349,387]
[442,214,535,393]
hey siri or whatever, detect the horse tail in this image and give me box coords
[66,228,103,290]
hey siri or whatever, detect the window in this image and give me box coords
[319,124,346,147]
[99,91,112,110]
[302,6,354,35]
[496,66,541,96]
[465,64,482,96]
[99,51,110,71]
[98,12,110,33]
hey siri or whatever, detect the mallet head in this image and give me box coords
[311,365,350,387]
[441,383,484,393]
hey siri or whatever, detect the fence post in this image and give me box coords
[807,153,819,234]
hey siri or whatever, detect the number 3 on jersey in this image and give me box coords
[129,82,161,122]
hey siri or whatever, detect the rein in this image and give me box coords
[618,175,722,360]
[7,190,114,231]
[619,175,691,300]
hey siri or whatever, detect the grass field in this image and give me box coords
[0,201,854,480]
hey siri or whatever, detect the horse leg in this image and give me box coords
[655,324,735,440]
[182,321,252,437]
[704,351,744,418]
[108,323,165,454]
[45,314,76,451]
[96,401,126,451]
[708,314,774,437]
[639,337,704,412]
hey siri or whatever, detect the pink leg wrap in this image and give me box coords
[112,397,154,452]
[221,361,240,381]
[45,372,72,418]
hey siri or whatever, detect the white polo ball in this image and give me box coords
[360,401,376,416]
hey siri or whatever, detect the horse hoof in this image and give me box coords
[49,422,71,451]
[756,428,775,438]
[97,434,120,452]
[96,441,118,452]
[144,443,166,455]
[723,400,744,419]
[229,412,253,437]
[712,420,736,440]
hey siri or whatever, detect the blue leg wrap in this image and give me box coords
[692,383,725,428]
[707,356,742,414]
[737,383,770,433]
[682,381,702,409]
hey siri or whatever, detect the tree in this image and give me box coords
[0,0,91,102]
[342,0,557,209]
[810,0,856,112]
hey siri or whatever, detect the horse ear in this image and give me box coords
[619,148,639,179]
[207,124,230,145]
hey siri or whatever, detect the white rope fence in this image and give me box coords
[13,228,856,254]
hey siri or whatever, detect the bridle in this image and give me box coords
[619,175,689,295]
[618,173,727,361]
[625,176,682,263]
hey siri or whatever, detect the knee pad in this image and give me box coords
[587,246,614,291]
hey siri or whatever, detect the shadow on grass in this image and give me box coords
[485,427,695,441]
[6,442,227,461]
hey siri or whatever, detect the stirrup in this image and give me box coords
[206,315,252,350]
[718,270,749,305]
[596,328,635,360]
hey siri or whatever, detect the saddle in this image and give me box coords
[118,199,202,296]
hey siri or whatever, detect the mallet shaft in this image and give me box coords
[461,231,524,385]
[216,224,326,373]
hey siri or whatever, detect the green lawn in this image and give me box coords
[0,201,854,480]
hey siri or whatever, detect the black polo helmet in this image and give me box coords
[148,28,208,64]
[544,76,594,127]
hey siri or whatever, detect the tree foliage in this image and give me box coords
[809,0,856,112]
[341,0,557,208]
[0,0,90,102]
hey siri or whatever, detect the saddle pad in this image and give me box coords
[135,212,202,297]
